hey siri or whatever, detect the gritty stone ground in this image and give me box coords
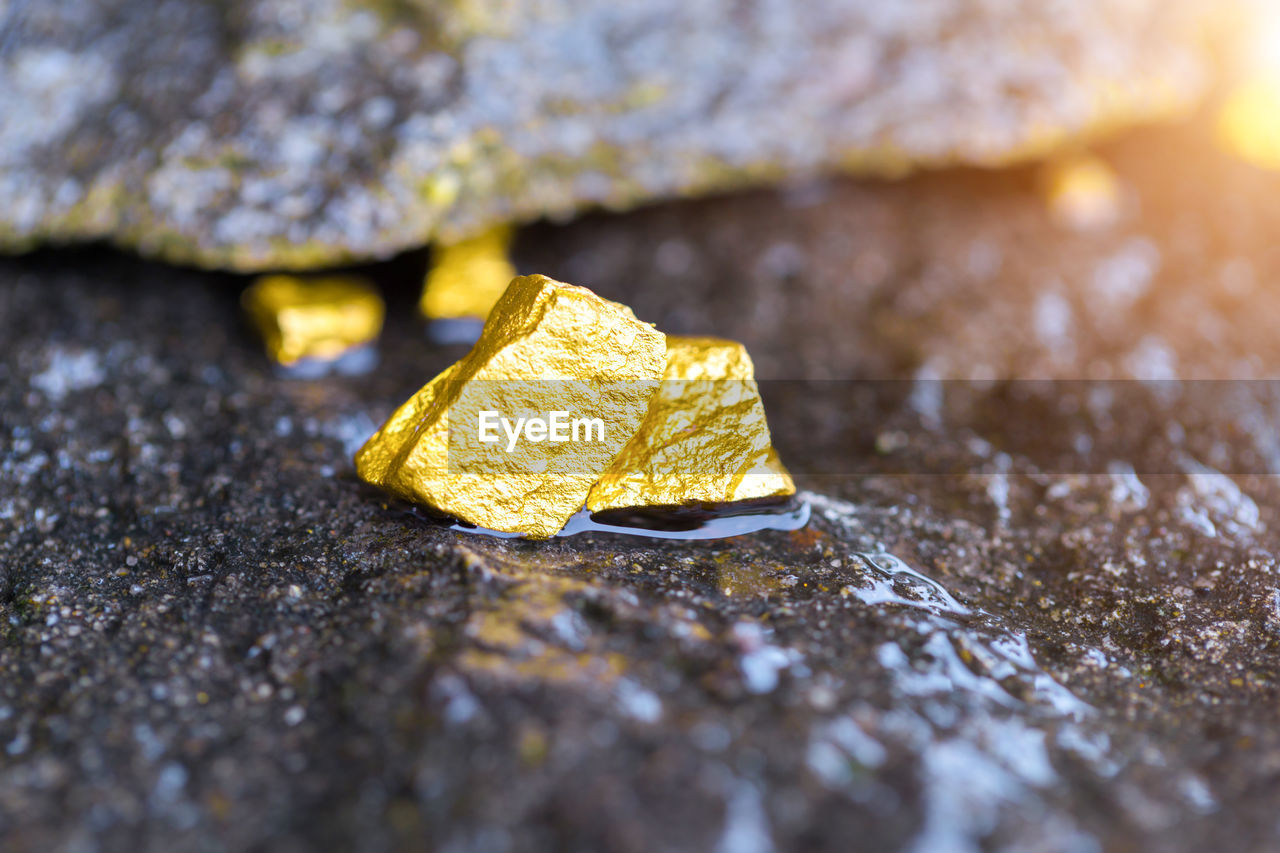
[6,118,1280,851]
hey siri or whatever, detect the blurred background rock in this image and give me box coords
[0,0,1261,269]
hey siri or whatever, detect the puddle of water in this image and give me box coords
[802,492,1114,850]
[853,553,972,617]
[811,492,1093,718]
[414,497,811,541]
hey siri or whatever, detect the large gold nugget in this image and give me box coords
[587,336,795,513]
[356,275,666,538]
[242,275,384,366]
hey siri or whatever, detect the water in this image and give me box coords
[411,497,811,541]
[853,552,972,617]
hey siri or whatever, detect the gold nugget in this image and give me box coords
[419,226,517,321]
[587,336,794,513]
[243,274,384,366]
[1041,154,1121,231]
[356,275,667,538]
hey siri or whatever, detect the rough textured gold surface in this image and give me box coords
[357,275,666,538]
[587,336,795,513]
[242,275,384,365]
[419,227,517,320]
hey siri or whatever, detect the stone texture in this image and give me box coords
[9,120,1280,851]
[0,0,1232,270]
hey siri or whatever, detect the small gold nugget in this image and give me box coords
[587,336,794,513]
[243,274,384,367]
[1041,154,1121,231]
[356,275,667,538]
[419,226,517,321]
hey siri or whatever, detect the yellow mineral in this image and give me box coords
[356,275,667,538]
[587,336,795,513]
[1041,154,1121,231]
[242,274,384,366]
[419,226,517,321]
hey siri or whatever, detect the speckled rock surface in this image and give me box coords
[7,119,1280,851]
[0,0,1228,270]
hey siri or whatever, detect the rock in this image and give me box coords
[0,0,1231,270]
[355,274,666,538]
[587,336,794,513]
[10,120,1280,850]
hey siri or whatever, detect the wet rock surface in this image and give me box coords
[0,0,1224,269]
[6,119,1280,850]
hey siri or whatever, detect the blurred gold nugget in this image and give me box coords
[1041,154,1121,231]
[419,226,517,321]
[357,275,667,539]
[243,274,384,365]
[357,276,795,538]
[587,336,794,513]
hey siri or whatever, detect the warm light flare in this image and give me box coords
[1217,77,1280,170]
[1217,2,1280,170]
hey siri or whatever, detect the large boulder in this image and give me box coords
[0,0,1233,269]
